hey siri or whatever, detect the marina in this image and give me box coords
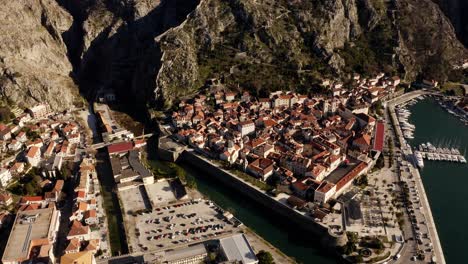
[394,96,425,140]
[387,90,447,264]
[416,143,466,163]
[435,97,468,126]
[395,95,467,168]
[406,97,468,263]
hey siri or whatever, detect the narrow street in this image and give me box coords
[54,174,76,258]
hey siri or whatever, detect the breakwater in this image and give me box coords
[179,150,347,250]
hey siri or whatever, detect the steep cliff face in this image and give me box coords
[397,0,467,81]
[154,0,365,107]
[0,0,78,110]
[432,0,468,47]
[0,0,466,112]
[70,0,198,104]
[152,0,467,108]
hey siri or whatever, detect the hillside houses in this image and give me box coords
[170,74,396,204]
[0,104,89,183]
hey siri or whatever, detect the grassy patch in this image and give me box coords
[440,82,465,96]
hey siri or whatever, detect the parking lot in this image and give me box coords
[119,180,241,253]
[132,199,239,252]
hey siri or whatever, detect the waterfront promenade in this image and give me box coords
[387,91,446,264]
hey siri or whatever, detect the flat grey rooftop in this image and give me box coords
[2,207,56,262]
[219,234,258,264]
[164,244,207,262]
[324,157,360,184]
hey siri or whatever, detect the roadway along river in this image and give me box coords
[176,161,337,264]
[408,98,468,263]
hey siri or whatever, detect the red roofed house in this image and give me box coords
[352,134,372,152]
[84,209,98,225]
[19,196,44,205]
[335,162,368,197]
[291,181,310,198]
[64,238,81,254]
[84,239,100,254]
[314,181,336,204]
[247,158,274,181]
[306,163,327,181]
[75,191,87,202]
[44,180,65,202]
[238,121,255,137]
[0,125,11,141]
[26,146,41,167]
[10,162,25,175]
[107,141,134,156]
[67,220,90,241]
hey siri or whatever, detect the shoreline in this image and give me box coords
[387,90,446,264]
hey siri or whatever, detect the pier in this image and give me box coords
[387,90,446,264]
[417,143,467,163]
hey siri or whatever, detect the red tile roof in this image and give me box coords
[26,146,40,159]
[68,220,90,237]
[373,121,385,152]
[107,142,134,154]
[65,238,81,253]
[336,162,367,191]
[19,196,43,204]
[18,204,40,211]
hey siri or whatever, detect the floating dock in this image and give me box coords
[418,143,467,163]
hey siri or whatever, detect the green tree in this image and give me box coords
[26,130,40,140]
[60,166,71,180]
[7,182,24,195]
[186,174,197,189]
[0,106,14,123]
[256,250,275,264]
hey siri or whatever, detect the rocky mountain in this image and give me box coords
[432,0,468,47]
[0,0,466,111]
[153,0,467,108]
[0,0,78,110]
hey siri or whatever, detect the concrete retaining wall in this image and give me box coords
[180,150,347,248]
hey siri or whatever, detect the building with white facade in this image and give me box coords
[0,169,12,187]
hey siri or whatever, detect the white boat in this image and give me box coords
[451,148,460,155]
[459,156,467,163]
[414,151,424,168]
